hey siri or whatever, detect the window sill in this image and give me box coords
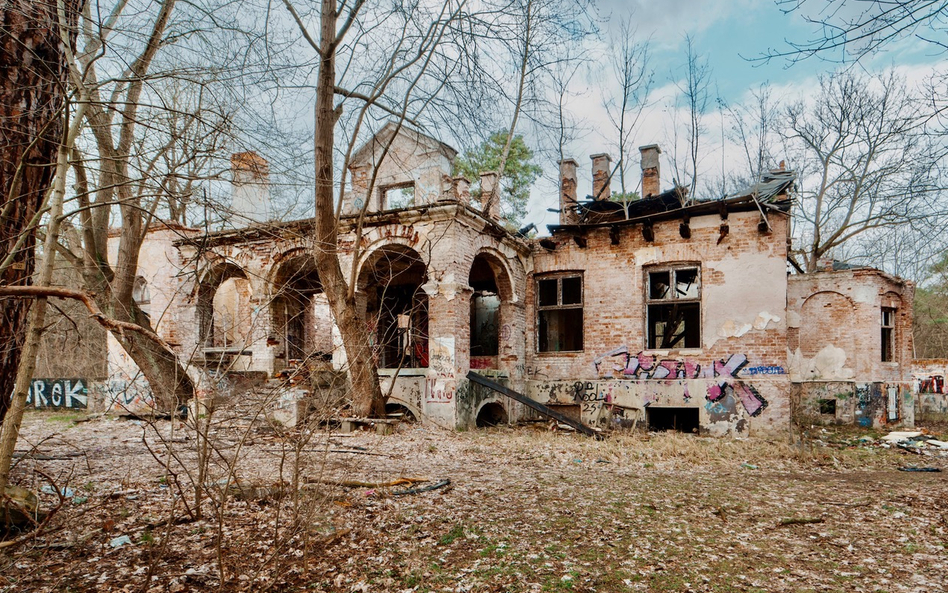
[535,350,584,356]
[378,368,428,377]
[642,348,703,357]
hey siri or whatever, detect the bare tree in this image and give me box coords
[784,69,946,272]
[603,18,652,197]
[768,0,948,62]
[669,35,712,201]
[726,83,781,187]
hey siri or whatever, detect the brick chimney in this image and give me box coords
[558,159,579,225]
[453,175,471,206]
[590,153,612,201]
[480,171,500,220]
[230,151,271,224]
[639,144,661,198]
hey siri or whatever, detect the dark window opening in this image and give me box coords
[476,402,508,427]
[537,274,583,352]
[818,398,837,416]
[377,284,428,368]
[881,307,896,362]
[646,407,699,433]
[646,265,700,349]
[272,255,325,365]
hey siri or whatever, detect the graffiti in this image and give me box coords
[425,377,453,404]
[500,324,511,343]
[592,347,768,417]
[516,363,546,378]
[26,379,88,409]
[107,378,155,411]
[744,365,785,375]
[429,336,455,378]
[706,354,768,417]
[593,346,701,380]
[470,357,493,370]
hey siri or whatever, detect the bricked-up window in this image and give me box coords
[881,307,896,362]
[646,265,700,349]
[537,274,583,352]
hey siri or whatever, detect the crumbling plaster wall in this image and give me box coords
[524,210,792,437]
[787,269,915,427]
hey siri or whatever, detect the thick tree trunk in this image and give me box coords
[108,303,195,413]
[0,0,80,423]
[311,0,384,418]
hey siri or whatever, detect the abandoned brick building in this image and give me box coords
[29,124,917,436]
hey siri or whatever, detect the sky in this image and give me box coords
[521,0,946,232]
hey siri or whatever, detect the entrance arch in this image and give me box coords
[468,251,514,368]
[358,244,429,369]
[270,253,328,368]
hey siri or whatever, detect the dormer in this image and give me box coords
[344,122,458,215]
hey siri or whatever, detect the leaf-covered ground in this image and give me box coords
[2,412,946,593]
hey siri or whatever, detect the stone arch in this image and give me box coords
[354,225,431,277]
[384,397,421,422]
[196,261,251,349]
[468,249,515,362]
[269,250,329,368]
[475,400,508,427]
[357,244,429,369]
[799,291,855,358]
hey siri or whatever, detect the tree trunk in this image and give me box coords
[108,304,195,413]
[311,0,385,418]
[0,0,80,423]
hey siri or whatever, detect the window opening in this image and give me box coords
[537,273,583,352]
[646,265,700,349]
[381,183,415,210]
[818,398,837,416]
[470,255,502,358]
[881,307,896,362]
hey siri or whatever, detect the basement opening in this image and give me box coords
[385,402,416,422]
[646,407,699,433]
[476,402,508,427]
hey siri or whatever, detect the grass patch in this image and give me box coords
[438,523,464,545]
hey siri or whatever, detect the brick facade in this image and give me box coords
[37,125,918,435]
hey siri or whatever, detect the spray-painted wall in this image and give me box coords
[523,210,792,436]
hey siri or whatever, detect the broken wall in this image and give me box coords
[787,269,915,428]
[913,358,948,420]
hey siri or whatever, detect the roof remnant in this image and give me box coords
[552,169,795,231]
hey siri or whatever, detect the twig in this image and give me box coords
[778,516,824,526]
[393,479,451,496]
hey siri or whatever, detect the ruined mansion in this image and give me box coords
[31,123,917,436]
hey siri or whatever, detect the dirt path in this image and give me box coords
[2,413,946,592]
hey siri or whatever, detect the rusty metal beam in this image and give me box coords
[466,371,603,439]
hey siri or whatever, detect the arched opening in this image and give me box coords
[271,254,329,369]
[385,402,417,422]
[197,263,251,351]
[476,402,508,427]
[468,252,511,369]
[132,275,151,319]
[359,245,428,369]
